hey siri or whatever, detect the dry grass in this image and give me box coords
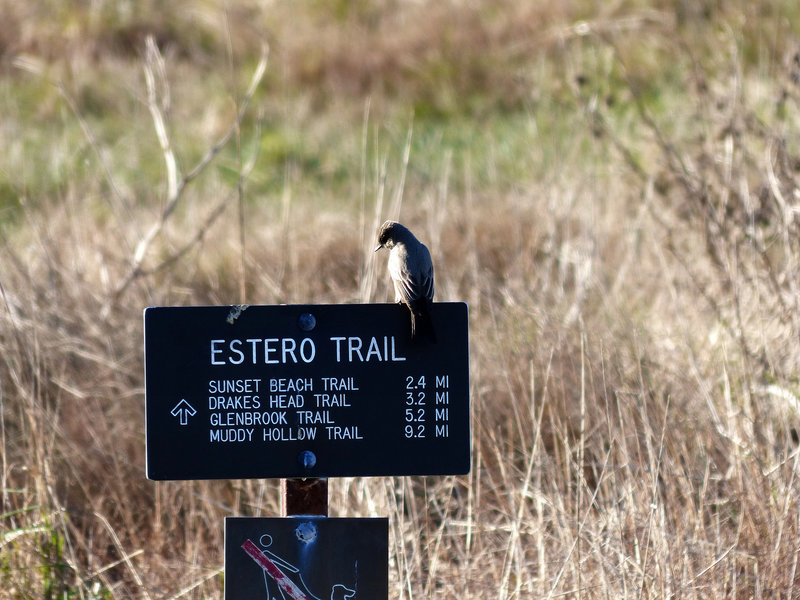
[2,1,800,598]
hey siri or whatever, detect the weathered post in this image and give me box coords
[281,478,327,516]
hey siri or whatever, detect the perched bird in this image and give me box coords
[374,220,436,342]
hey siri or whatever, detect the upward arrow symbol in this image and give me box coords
[171,399,197,425]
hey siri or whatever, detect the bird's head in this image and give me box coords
[374,220,407,251]
[374,220,397,251]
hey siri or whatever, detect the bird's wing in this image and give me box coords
[391,263,416,304]
[415,244,434,302]
[388,243,434,304]
[420,261,434,302]
[396,266,433,307]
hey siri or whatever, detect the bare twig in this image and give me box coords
[140,199,227,277]
[110,41,268,306]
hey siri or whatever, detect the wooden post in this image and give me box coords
[281,478,328,516]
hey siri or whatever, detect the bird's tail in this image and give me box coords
[410,302,437,343]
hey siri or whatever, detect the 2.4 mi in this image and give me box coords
[405,375,451,388]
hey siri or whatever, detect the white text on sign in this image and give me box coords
[210,337,407,365]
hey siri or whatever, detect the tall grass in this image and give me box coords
[2,1,800,597]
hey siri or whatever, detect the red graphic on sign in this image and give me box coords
[242,539,311,600]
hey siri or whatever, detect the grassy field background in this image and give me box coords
[2,0,800,597]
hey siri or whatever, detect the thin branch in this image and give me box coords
[181,47,268,186]
[141,199,228,277]
[144,36,179,208]
[110,43,269,304]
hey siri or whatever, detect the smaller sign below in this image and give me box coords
[225,517,388,600]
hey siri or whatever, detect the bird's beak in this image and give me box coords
[374,244,382,252]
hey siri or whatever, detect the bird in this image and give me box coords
[374,220,436,342]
